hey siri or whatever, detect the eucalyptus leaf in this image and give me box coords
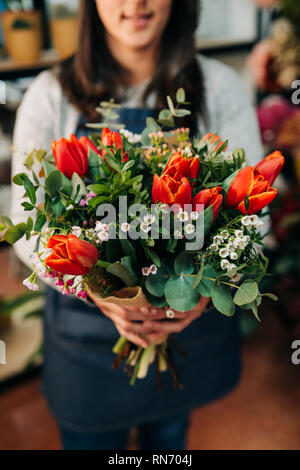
[212,283,235,317]
[71,173,87,202]
[174,251,195,276]
[165,275,200,312]
[45,170,62,197]
[5,223,26,244]
[107,262,136,287]
[234,281,259,306]
[145,263,168,297]
[176,88,186,104]
[197,265,218,297]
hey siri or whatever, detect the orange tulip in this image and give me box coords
[163,152,200,180]
[101,127,128,164]
[254,151,285,185]
[192,186,223,221]
[226,165,277,215]
[152,174,192,208]
[46,234,98,276]
[52,134,89,179]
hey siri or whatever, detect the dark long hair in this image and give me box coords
[57,0,206,128]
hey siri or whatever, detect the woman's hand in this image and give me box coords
[87,289,166,348]
[146,296,211,343]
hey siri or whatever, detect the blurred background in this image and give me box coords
[0,0,300,450]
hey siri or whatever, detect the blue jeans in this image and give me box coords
[60,413,190,450]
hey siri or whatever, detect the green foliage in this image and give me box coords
[51,4,78,19]
[145,262,168,297]
[281,0,300,37]
[212,283,235,316]
[165,275,200,312]
[197,265,218,297]
[11,18,34,30]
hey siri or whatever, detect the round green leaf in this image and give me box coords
[5,223,26,244]
[165,275,200,312]
[234,281,259,306]
[174,251,195,276]
[212,283,235,317]
[45,170,62,197]
[197,265,217,297]
[145,264,168,297]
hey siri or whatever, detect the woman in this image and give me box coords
[11,0,263,450]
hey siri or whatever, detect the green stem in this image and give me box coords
[113,336,128,355]
[182,274,239,289]
[96,260,111,269]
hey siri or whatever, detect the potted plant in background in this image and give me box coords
[0,0,42,63]
[50,2,78,59]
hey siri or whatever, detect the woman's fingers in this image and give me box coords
[148,297,211,337]
[116,326,149,349]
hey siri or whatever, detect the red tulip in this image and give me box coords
[79,136,100,157]
[52,134,89,179]
[254,151,285,185]
[101,127,128,164]
[46,234,98,276]
[163,152,200,180]
[152,174,192,208]
[192,186,223,221]
[226,165,277,215]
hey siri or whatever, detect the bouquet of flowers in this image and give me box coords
[0,89,284,389]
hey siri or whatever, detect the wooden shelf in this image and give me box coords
[0,48,59,80]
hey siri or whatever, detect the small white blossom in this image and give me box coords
[233,238,243,249]
[120,222,130,233]
[221,259,230,270]
[95,221,109,232]
[143,214,155,225]
[250,215,259,224]
[220,230,229,239]
[177,211,189,222]
[23,277,39,291]
[227,263,237,272]
[235,230,243,238]
[85,229,95,240]
[213,235,224,245]
[72,226,82,237]
[219,248,229,258]
[150,264,158,275]
[174,230,182,238]
[209,243,219,252]
[97,231,109,242]
[140,222,151,233]
[142,267,151,276]
[241,216,252,227]
[226,242,236,252]
[222,152,234,162]
[185,224,195,235]
[230,252,238,260]
[190,211,200,221]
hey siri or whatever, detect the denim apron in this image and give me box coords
[42,108,242,433]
